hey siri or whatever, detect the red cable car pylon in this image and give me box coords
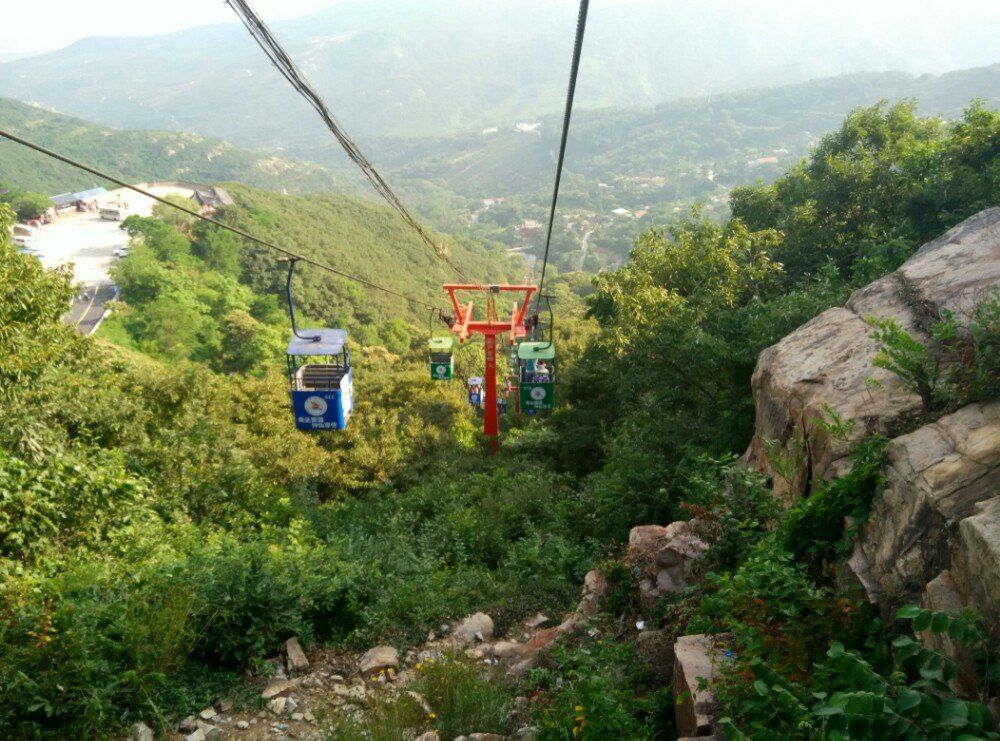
[443,284,536,453]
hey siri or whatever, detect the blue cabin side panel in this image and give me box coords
[291,370,353,431]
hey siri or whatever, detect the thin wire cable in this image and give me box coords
[0,129,439,310]
[535,0,590,310]
[224,0,475,285]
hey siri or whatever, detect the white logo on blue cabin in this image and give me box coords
[304,395,329,416]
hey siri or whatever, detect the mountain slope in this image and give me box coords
[365,65,1000,198]
[1,0,997,144]
[0,97,352,195]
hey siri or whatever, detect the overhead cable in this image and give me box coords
[0,129,439,310]
[535,0,590,309]
[224,0,474,284]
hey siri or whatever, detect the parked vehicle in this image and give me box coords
[100,208,124,221]
[11,234,38,255]
[113,246,129,258]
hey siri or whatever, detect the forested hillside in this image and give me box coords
[0,97,349,195]
[3,65,996,279]
[100,183,521,361]
[361,66,1000,269]
[0,98,997,740]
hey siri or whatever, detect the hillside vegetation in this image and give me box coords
[0,97,347,195]
[0,100,997,739]
[358,67,1000,270]
[100,183,521,362]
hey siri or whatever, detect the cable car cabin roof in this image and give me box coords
[286,328,348,356]
[429,336,454,352]
[467,376,484,386]
[517,341,555,361]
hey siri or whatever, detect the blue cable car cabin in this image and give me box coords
[287,328,353,431]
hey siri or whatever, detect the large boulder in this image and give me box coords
[358,645,399,676]
[745,207,1000,499]
[453,612,495,645]
[858,402,1000,609]
[635,629,674,684]
[578,569,608,617]
[673,634,730,737]
[284,636,309,675]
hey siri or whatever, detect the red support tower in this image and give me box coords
[443,284,536,453]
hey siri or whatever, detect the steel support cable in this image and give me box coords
[224,0,476,286]
[535,0,590,311]
[0,129,439,310]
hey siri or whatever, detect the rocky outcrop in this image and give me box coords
[745,207,1000,499]
[628,520,708,612]
[919,571,980,694]
[952,495,1000,626]
[857,402,1000,607]
[747,208,999,626]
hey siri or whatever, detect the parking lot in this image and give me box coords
[27,185,194,333]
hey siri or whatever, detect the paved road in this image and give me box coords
[67,284,118,336]
[28,185,193,333]
[577,228,595,271]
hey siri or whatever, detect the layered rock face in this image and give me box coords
[745,207,1000,623]
[745,207,1000,499]
[859,402,1000,607]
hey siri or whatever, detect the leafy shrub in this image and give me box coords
[779,435,887,567]
[527,631,674,740]
[721,607,999,739]
[678,454,780,571]
[867,291,1000,416]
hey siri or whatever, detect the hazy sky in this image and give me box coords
[0,0,341,54]
[3,0,999,57]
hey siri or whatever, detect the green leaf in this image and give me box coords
[896,688,921,713]
[896,604,922,619]
[913,609,933,631]
[930,611,949,634]
[939,697,970,727]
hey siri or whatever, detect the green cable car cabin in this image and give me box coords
[518,341,555,412]
[429,336,454,380]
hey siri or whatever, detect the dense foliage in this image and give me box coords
[550,101,999,541]
[0,97,996,738]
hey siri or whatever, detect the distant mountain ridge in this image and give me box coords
[356,65,1000,199]
[0,98,349,195]
[1,0,997,146]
